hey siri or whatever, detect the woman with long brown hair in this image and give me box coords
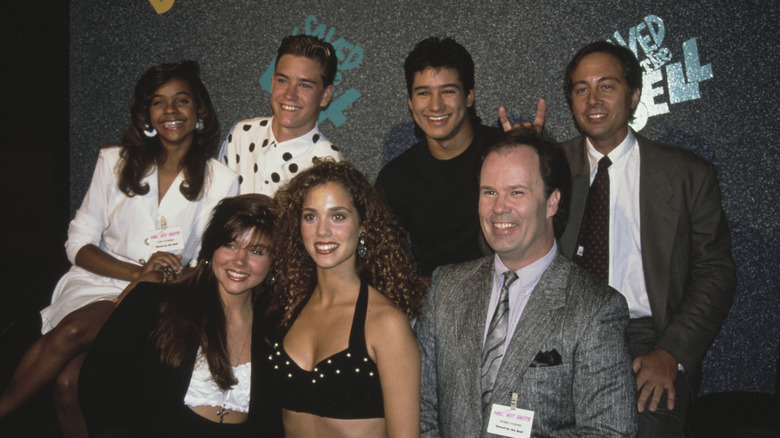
[80,194,279,437]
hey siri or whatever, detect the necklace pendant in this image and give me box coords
[216,406,229,424]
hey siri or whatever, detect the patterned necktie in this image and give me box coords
[481,271,519,409]
[572,156,612,282]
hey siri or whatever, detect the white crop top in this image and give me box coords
[183,349,251,413]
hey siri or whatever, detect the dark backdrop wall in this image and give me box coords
[69,1,778,395]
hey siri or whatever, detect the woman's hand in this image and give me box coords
[137,251,183,282]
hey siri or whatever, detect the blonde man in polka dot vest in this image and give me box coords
[220,35,342,195]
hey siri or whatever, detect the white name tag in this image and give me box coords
[487,403,534,438]
[147,226,184,251]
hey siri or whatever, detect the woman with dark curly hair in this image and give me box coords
[269,159,426,438]
[0,60,238,436]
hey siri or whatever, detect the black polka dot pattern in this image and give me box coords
[289,163,299,173]
[235,154,240,164]
[254,163,258,173]
[262,139,269,148]
[242,124,251,131]
[223,155,228,164]
[331,145,340,151]
[312,133,320,143]
[249,142,255,152]
[238,175,244,184]
[282,152,292,161]
[228,134,232,143]
[271,173,280,183]
[260,120,268,127]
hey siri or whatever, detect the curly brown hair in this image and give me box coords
[272,159,426,327]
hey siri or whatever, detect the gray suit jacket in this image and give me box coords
[559,134,736,371]
[417,254,637,437]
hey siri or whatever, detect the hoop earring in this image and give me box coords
[196,119,204,131]
[143,124,157,138]
[357,232,367,258]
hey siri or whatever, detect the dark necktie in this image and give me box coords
[572,156,612,282]
[481,271,518,409]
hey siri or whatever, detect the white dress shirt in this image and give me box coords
[585,131,651,318]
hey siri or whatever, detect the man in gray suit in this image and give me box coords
[416,129,637,437]
[558,41,736,437]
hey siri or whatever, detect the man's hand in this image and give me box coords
[633,347,679,412]
[498,99,546,133]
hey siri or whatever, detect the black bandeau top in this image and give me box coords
[268,279,384,419]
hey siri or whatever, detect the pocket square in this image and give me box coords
[530,349,562,367]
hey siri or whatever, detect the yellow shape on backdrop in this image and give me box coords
[149,0,174,14]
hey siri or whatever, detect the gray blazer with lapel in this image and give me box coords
[559,134,736,371]
[417,254,637,437]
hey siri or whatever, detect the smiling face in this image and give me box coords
[407,67,475,159]
[569,51,640,154]
[300,181,362,274]
[270,54,334,143]
[212,228,272,300]
[479,146,560,270]
[148,77,199,150]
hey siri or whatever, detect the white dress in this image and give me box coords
[218,116,342,196]
[40,146,239,333]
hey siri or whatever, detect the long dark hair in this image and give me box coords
[272,159,426,328]
[117,60,219,201]
[153,194,276,390]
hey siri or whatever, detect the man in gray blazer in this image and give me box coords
[558,41,736,437]
[416,129,637,437]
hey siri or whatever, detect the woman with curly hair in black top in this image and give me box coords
[268,158,426,438]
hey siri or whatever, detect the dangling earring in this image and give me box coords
[143,124,157,137]
[357,232,367,258]
[196,119,204,131]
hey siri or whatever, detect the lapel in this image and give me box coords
[637,135,677,329]
[491,255,568,405]
[137,165,162,227]
[560,137,590,257]
[158,169,189,221]
[461,258,497,403]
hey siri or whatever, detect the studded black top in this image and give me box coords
[268,278,384,419]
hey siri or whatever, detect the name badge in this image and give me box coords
[147,226,184,251]
[487,400,534,438]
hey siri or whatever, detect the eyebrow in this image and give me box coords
[153,91,193,99]
[274,72,319,85]
[412,83,462,93]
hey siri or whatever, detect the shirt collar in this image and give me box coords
[493,241,558,293]
[268,116,323,147]
[585,129,637,172]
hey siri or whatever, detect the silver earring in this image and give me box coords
[196,119,204,131]
[357,232,367,258]
[143,124,157,137]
